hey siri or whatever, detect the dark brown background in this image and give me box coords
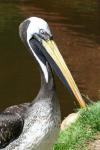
[0,0,100,118]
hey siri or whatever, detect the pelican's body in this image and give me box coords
[3,65,60,150]
[0,17,85,149]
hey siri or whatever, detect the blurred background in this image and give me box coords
[0,0,100,118]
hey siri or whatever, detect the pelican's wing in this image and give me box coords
[0,112,24,148]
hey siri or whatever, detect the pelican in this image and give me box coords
[0,17,86,150]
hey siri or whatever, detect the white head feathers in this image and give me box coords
[27,17,51,41]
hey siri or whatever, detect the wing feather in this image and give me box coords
[0,103,30,148]
[0,112,24,148]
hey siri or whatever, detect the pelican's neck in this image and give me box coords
[39,61,55,92]
[27,39,55,95]
[33,60,55,104]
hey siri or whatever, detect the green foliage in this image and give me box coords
[52,102,100,150]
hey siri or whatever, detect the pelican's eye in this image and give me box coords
[39,29,45,35]
[39,29,50,41]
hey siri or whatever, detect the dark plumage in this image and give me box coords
[0,103,30,148]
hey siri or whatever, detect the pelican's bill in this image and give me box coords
[42,39,86,108]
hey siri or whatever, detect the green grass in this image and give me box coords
[52,102,100,150]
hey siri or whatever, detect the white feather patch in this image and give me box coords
[27,20,48,83]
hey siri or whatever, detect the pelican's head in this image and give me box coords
[19,17,52,44]
[19,17,85,108]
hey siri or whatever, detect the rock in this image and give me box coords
[61,112,79,131]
